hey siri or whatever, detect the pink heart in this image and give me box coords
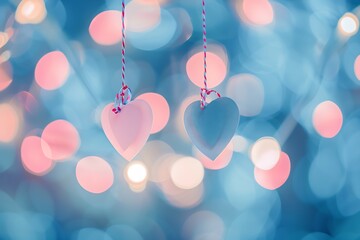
[101,100,153,161]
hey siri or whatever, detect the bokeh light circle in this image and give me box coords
[254,152,291,190]
[21,136,54,176]
[250,137,281,170]
[170,157,204,190]
[226,74,264,117]
[0,103,20,143]
[127,9,177,51]
[312,101,343,138]
[89,10,122,45]
[126,0,161,32]
[35,51,70,90]
[136,93,170,134]
[76,156,114,194]
[186,52,227,88]
[126,161,148,184]
[41,120,80,161]
[338,13,359,36]
[15,0,47,24]
[239,0,274,26]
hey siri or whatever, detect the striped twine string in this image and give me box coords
[200,0,220,109]
[113,0,131,114]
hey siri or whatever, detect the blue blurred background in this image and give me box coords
[1,0,360,239]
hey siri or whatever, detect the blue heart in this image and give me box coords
[184,97,240,160]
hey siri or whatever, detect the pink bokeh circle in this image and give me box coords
[41,120,80,161]
[89,10,122,45]
[21,136,54,176]
[35,51,70,90]
[186,52,227,88]
[254,152,291,190]
[312,101,343,138]
[136,93,170,134]
[76,156,114,194]
[242,0,274,26]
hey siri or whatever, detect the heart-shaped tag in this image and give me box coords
[101,99,153,161]
[184,97,240,160]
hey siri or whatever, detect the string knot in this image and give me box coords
[113,85,132,114]
[200,88,221,109]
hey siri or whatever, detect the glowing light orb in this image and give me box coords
[41,120,80,161]
[126,0,161,32]
[125,161,148,184]
[0,62,12,91]
[254,152,291,190]
[226,74,264,117]
[21,136,54,176]
[76,156,114,194]
[250,137,281,170]
[312,101,343,138]
[89,10,122,45]
[194,142,233,170]
[15,0,47,24]
[0,103,20,143]
[240,0,274,26]
[186,52,227,88]
[35,51,70,90]
[338,13,359,36]
[170,157,204,190]
[136,93,170,134]
[354,55,360,80]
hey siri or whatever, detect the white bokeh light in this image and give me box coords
[170,157,204,190]
[126,161,148,184]
[338,13,359,36]
[250,137,281,170]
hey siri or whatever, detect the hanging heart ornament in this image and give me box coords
[101,99,153,161]
[184,97,240,160]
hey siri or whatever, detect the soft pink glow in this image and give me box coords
[186,52,227,88]
[41,120,80,161]
[89,10,122,45]
[0,62,12,91]
[101,100,153,161]
[254,152,291,190]
[313,101,343,138]
[21,136,54,176]
[0,103,20,142]
[194,142,233,170]
[241,0,274,25]
[76,156,114,194]
[354,55,360,80]
[127,0,161,32]
[35,51,70,90]
[136,93,170,134]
